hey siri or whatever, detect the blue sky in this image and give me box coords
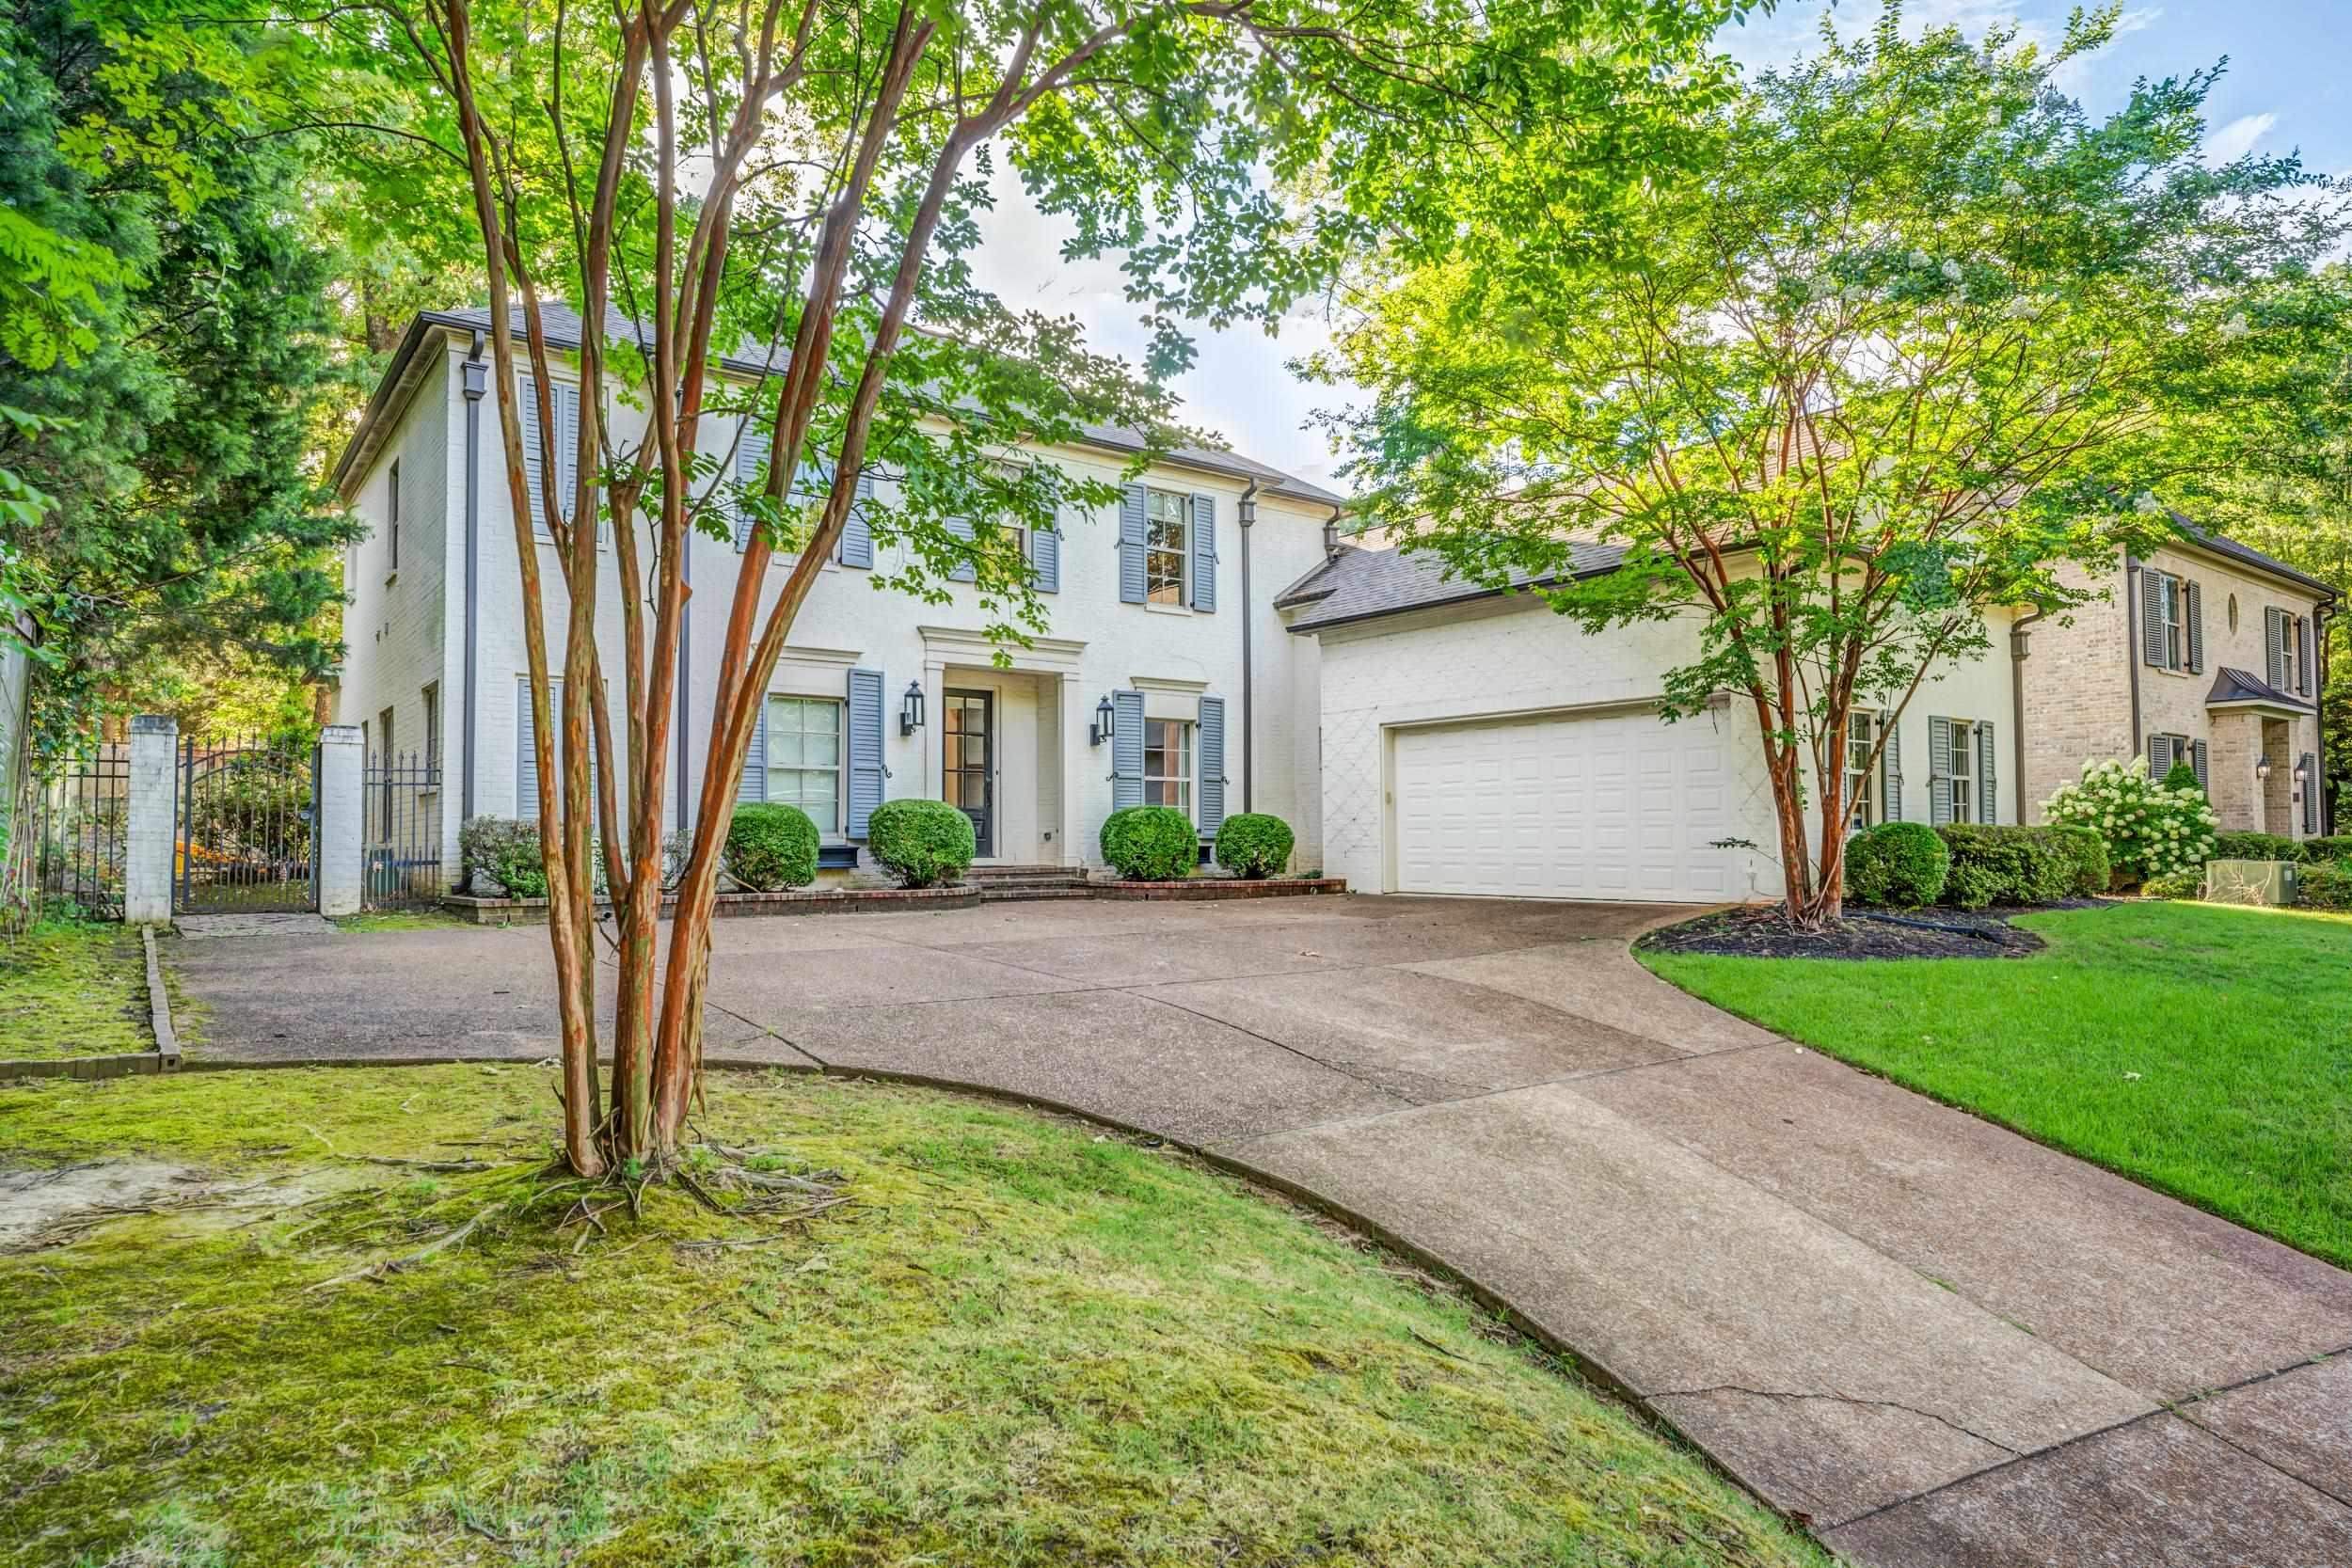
[970,1,2347,492]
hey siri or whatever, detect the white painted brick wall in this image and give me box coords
[122,715,177,923]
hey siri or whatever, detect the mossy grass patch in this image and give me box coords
[1,1066,1828,1567]
[0,918,155,1060]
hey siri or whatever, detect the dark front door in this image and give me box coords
[944,689,994,858]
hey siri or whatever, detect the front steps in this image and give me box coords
[965,863,1094,902]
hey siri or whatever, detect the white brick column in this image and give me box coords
[315,724,365,917]
[123,715,178,925]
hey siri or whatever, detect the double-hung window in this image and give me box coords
[2156,574,2183,670]
[1144,488,1189,605]
[1946,719,1975,822]
[1144,718,1193,816]
[765,696,843,832]
[1845,713,1878,834]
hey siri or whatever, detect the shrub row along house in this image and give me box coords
[331,307,2333,901]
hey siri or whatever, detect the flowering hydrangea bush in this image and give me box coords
[2042,758,2217,882]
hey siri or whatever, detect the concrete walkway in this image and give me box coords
[171,895,2352,1565]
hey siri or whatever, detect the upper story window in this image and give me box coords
[2142,567,2202,674]
[1144,488,1189,605]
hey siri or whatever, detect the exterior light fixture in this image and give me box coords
[2294,760,2310,785]
[1089,693,1117,747]
[899,682,925,737]
[2257,754,2273,783]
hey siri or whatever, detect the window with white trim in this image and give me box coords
[2155,572,2183,671]
[2281,613,2305,694]
[1946,718,1975,822]
[1845,712,1878,834]
[1144,718,1193,816]
[765,696,843,832]
[1144,488,1189,605]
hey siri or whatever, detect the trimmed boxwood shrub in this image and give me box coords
[1214,813,1295,879]
[460,816,548,898]
[2302,835,2352,864]
[2300,861,2352,910]
[724,803,819,892]
[1101,806,1197,881]
[866,799,976,889]
[2050,826,2112,897]
[2212,831,2300,864]
[2143,869,2204,900]
[1935,824,2074,910]
[1843,822,1948,908]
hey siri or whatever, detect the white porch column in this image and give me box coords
[920,662,946,802]
[315,724,366,917]
[123,715,178,925]
[1060,673,1090,869]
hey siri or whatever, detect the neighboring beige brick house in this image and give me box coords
[2016,528,2334,838]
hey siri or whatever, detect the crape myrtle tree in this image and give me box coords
[234,0,1751,1175]
[1315,6,2349,927]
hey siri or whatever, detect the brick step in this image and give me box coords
[965,863,1075,879]
[978,887,1093,902]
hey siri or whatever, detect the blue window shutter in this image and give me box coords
[2149,734,2173,778]
[838,469,875,567]
[732,430,760,550]
[737,698,767,804]
[1118,485,1147,604]
[554,382,580,524]
[1032,519,1059,593]
[516,677,539,817]
[1190,491,1217,611]
[2299,616,2315,695]
[2303,752,2319,834]
[946,515,976,582]
[2192,739,2209,794]
[847,667,886,837]
[519,378,551,540]
[2142,570,2167,668]
[2266,607,2286,689]
[1928,715,1952,826]
[1977,720,1997,824]
[1879,711,1902,822]
[1197,696,1227,840]
[1110,689,1145,810]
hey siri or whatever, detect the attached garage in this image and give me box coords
[1390,707,1740,903]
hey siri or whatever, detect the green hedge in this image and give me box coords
[724,804,819,892]
[866,799,976,889]
[460,816,548,898]
[1843,822,1948,907]
[1214,814,1294,879]
[2143,870,2204,901]
[1101,806,1197,881]
[2300,862,2352,911]
[2300,835,2352,864]
[2049,825,2112,897]
[1934,824,2077,911]
[2212,831,2300,863]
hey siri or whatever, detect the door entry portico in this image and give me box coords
[944,689,994,858]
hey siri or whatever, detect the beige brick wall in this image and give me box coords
[2021,544,2326,836]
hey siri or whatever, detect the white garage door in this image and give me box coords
[1391,709,1738,902]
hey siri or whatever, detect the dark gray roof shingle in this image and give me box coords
[405,305,1345,506]
[1279,540,1629,633]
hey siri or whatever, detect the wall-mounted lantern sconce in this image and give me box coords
[2294,760,2310,786]
[1089,693,1116,748]
[2257,754,2274,783]
[899,682,925,737]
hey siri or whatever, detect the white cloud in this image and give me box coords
[2205,112,2279,165]
[964,155,1354,488]
[2111,7,2164,36]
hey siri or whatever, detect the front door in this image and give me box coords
[944,689,994,858]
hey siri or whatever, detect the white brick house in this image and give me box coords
[330,306,1345,880]
[1277,523,2331,904]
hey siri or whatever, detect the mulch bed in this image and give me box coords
[1639,899,2110,962]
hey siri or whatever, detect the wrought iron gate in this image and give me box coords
[27,741,130,920]
[174,734,317,913]
[364,749,445,910]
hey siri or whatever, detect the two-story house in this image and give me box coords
[2016,529,2332,838]
[329,305,1346,881]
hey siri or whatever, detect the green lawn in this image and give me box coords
[0,1066,1826,1568]
[1644,901,2352,1268]
[0,918,153,1059]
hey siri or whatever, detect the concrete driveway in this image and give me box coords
[171,895,2352,1566]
